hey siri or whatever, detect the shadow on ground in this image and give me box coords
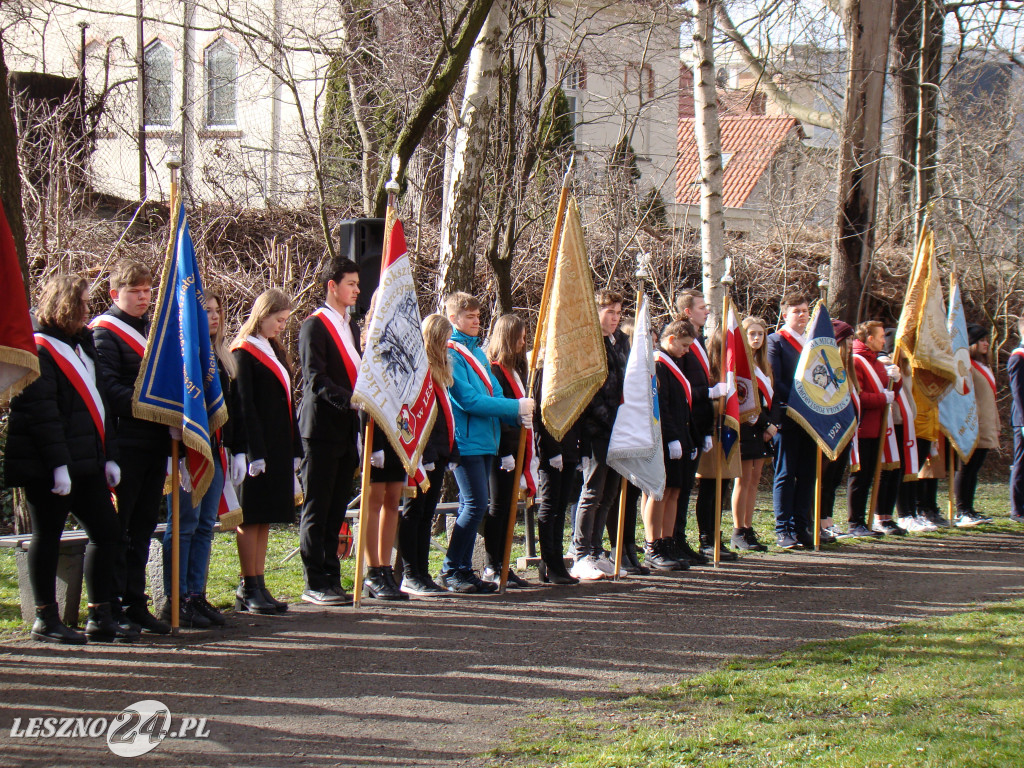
[0,531,1022,766]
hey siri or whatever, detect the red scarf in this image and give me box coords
[235,338,291,410]
[778,328,805,355]
[654,351,692,408]
[312,307,360,388]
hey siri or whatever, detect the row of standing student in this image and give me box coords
[10,263,1017,644]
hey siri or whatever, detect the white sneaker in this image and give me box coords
[914,514,939,531]
[570,557,605,581]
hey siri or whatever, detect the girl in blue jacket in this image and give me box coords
[440,293,533,593]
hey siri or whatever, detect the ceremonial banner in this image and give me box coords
[607,295,665,500]
[352,212,435,483]
[540,197,607,441]
[787,302,857,461]
[720,297,750,460]
[0,201,38,401]
[133,203,227,503]
[938,278,979,462]
[893,227,957,401]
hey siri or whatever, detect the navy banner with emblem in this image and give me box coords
[787,302,857,461]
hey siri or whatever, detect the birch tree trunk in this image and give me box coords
[692,0,727,337]
[829,0,894,323]
[437,0,508,299]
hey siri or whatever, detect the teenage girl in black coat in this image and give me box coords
[5,275,136,643]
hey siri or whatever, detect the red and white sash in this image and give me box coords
[34,333,106,448]
[778,328,805,356]
[853,354,918,476]
[688,339,710,381]
[218,446,241,519]
[754,366,773,411]
[448,340,493,395]
[89,315,146,357]
[235,335,291,409]
[434,378,455,452]
[654,351,692,409]
[498,364,536,496]
[848,386,861,471]
[311,307,361,388]
[972,360,997,398]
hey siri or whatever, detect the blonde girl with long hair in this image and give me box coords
[396,314,461,595]
[231,288,302,614]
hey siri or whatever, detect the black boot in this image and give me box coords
[381,566,410,601]
[364,566,404,600]
[160,597,211,629]
[86,603,140,643]
[537,518,578,584]
[191,593,227,626]
[124,598,172,635]
[235,576,278,615]
[619,544,651,575]
[31,604,86,645]
[257,575,288,614]
[699,534,738,562]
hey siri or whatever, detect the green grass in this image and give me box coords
[0,479,1016,635]
[496,600,1024,767]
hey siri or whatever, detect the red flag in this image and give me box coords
[720,297,751,459]
[0,202,38,402]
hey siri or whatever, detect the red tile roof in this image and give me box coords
[675,115,800,208]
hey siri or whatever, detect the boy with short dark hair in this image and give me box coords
[93,259,171,634]
[297,257,362,605]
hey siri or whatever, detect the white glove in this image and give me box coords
[930,441,939,458]
[709,383,728,399]
[500,455,515,472]
[885,364,902,381]
[231,453,247,486]
[370,450,385,468]
[690,448,698,460]
[517,397,535,417]
[520,410,534,430]
[104,461,121,488]
[884,391,895,404]
[179,458,192,493]
[166,457,173,476]
[293,457,301,472]
[702,435,713,453]
[581,456,591,474]
[356,433,363,458]
[668,440,682,460]
[423,462,436,472]
[447,462,458,472]
[549,454,564,471]
[520,473,527,490]
[169,426,183,441]
[52,465,72,496]
[248,459,267,477]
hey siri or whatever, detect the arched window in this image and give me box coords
[144,41,174,127]
[205,38,237,127]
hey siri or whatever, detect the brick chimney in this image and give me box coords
[679,62,695,118]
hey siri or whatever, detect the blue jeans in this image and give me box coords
[442,455,492,574]
[163,459,223,597]
[772,424,815,536]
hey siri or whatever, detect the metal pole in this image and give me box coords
[167,157,181,635]
[136,0,146,200]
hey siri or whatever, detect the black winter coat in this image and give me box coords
[656,352,697,454]
[492,362,526,460]
[421,384,460,467]
[578,330,628,461]
[681,336,713,440]
[217,363,246,456]
[297,310,362,445]
[531,371,581,465]
[93,306,169,454]
[5,324,119,486]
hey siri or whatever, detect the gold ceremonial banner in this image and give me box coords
[894,227,956,402]
[540,196,607,441]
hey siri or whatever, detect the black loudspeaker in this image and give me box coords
[337,218,385,317]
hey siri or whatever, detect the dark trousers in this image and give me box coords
[673,447,702,542]
[536,461,577,568]
[25,474,121,606]
[955,447,989,514]
[484,462,517,570]
[112,449,167,606]
[606,480,640,550]
[695,477,734,542]
[1012,428,1024,516]
[573,455,620,559]
[848,432,901,525]
[772,424,816,536]
[819,442,852,521]
[918,478,938,513]
[399,463,446,579]
[897,438,932,517]
[299,438,358,592]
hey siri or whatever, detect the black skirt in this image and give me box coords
[740,422,773,460]
[370,440,406,483]
[664,455,685,489]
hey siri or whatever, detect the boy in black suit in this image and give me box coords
[93,260,171,635]
[1008,316,1024,523]
[297,258,362,605]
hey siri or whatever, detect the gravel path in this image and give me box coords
[1,530,1022,767]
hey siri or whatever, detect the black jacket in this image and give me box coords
[297,310,362,445]
[682,336,713,439]
[5,324,119,486]
[656,352,697,454]
[233,346,303,464]
[93,305,168,454]
[579,330,628,461]
[531,370,581,465]
[492,362,526,459]
[421,384,460,466]
[217,363,246,456]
